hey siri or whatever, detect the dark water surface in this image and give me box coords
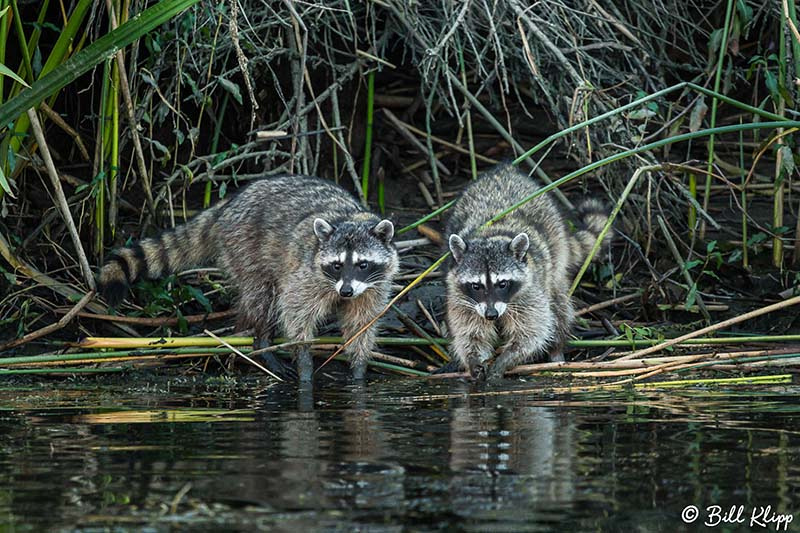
[1,374,798,532]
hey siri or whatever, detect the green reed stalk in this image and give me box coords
[700,0,735,240]
[0,0,92,203]
[498,122,800,227]
[513,82,784,166]
[361,69,375,204]
[773,6,790,268]
[69,332,800,353]
[0,346,428,376]
[109,56,120,239]
[396,200,456,235]
[0,0,200,129]
[197,9,224,208]
[568,164,643,295]
[9,0,33,83]
[739,118,749,268]
[688,172,697,236]
[95,58,112,257]
[203,91,229,208]
[631,374,791,389]
[399,84,784,239]
[789,1,800,265]
[0,367,126,375]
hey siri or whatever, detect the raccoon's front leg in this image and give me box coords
[279,281,336,383]
[450,324,497,380]
[237,288,296,380]
[488,308,555,382]
[488,335,552,382]
[340,288,387,381]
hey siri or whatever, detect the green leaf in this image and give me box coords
[217,76,243,105]
[686,282,698,309]
[0,0,202,129]
[747,232,768,246]
[0,62,30,88]
[0,165,14,198]
[706,240,717,253]
[683,259,702,272]
[689,98,708,132]
[780,145,794,178]
[764,70,780,103]
[736,0,753,25]
[707,28,724,65]
[185,286,212,313]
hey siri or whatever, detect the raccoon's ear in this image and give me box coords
[313,218,335,242]
[449,234,467,263]
[509,233,530,261]
[372,219,395,244]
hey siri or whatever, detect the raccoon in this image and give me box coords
[98,175,399,383]
[444,164,611,382]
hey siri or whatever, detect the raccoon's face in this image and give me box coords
[448,233,530,320]
[314,217,397,298]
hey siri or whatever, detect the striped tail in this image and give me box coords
[98,202,225,307]
[568,199,612,269]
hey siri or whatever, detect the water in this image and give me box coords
[1,375,798,532]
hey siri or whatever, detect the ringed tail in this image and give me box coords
[97,202,224,306]
[568,199,612,268]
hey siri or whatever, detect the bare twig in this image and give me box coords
[26,108,96,291]
[0,291,95,352]
[69,309,235,327]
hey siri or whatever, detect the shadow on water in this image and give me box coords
[0,374,798,531]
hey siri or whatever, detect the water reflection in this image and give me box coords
[0,378,797,531]
[446,390,577,526]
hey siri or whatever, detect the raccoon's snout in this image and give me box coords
[336,279,354,298]
[339,285,354,298]
[476,302,507,320]
[336,279,369,298]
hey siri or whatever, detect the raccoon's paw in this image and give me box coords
[469,363,488,382]
[486,361,514,383]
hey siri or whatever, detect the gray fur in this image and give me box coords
[98,175,399,383]
[445,164,611,381]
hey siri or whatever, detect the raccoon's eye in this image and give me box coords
[358,261,369,270]
[497,280,508,289]
[332,262,343,271]
[471,282,482,291]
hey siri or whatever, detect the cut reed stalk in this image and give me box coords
[616,294,800,360]
[411,375,793,401]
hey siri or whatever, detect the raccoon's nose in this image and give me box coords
[484,307,499,321]
[339,285,354,298]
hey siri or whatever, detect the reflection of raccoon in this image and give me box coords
[98,175,399,383]
[444,164,611,381]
